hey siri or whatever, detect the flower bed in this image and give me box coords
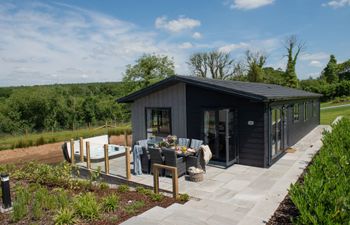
[0,162,188,224]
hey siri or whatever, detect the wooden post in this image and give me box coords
[124,130,128,147]
[86,141,91,170]
[79,137,84,162]
[172,169,179,199]
[70,139,75,164]
[125,147,131,180]
[104,144,109,175]
[152,164,178,199]
[153,166,159,194]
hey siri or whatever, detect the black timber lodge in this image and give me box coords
[118,75,321,168]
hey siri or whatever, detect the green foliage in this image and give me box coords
[323,54,338,83]
[102,194,119,212]
[53,188,70,209]
[123,200,145,215]
[290,119,350,224]
[136,186,164,201]
[0,82,130,136]
[11,187,30,222]
[53,208,77,225]
[99,182,110,190]
[179,193,190,202]
[123,54,175,91]
[73,192,100,220]
[117,184,130,193]
[246,50,266,82]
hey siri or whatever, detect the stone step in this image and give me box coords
[120,216,161,225]
[137,206,172,221]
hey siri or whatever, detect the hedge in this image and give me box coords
[290,118,350,224]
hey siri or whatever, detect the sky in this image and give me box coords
[0,0,349,87]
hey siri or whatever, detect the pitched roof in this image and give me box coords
[117,75,321,103]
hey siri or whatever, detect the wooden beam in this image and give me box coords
[152,163,178,199]
[104,144,109,175]
[70,139,75,165]
[86,141,91,170]
[79,137,84,162]
[125,147,131,180]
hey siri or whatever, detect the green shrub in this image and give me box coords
[99,182,110,190]
[290,118,350,224]
[53,208,77,225]
[102,194,119,212]
[150,193,164,202]
[117,184,130,193]
[73,193,100,220]
[54,189,70,209]
[179,193,190,202]
[136,186,153,196]
[11,187,30,222]
[123,200,145,215]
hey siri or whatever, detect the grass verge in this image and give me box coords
[0,125,131,151]
[320,105,350,124]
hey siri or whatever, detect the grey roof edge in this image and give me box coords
[117,75,322,103]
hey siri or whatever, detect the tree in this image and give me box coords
[284,35,305,88]
[323,55,338,83]
[188,51,236,80]
[245,50,266,82]
[122,54,175,91]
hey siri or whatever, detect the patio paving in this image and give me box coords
[77,125,329,225]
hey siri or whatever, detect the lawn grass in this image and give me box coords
[320,105,350,124]
[0,124,131,151]
[320,101,350,108]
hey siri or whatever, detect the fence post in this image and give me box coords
[125,147,131,180]
[70,139,75,164]
[124,130,128,147]
[153,166,159,194]
[86,141,91,170]
[79,137,84,162]
[104,144,109,175]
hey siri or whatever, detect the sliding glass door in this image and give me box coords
[203,108,237,167]
[270,107,288,160]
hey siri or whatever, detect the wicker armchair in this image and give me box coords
[178,138,190,147]
[190,139,203,151]
[140,147,150,174]
[162,148,186,177]
[149,147,165,176]
[186,148,206,172]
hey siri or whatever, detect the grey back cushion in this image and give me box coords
[178,138,190,147]
[190,139,203,150]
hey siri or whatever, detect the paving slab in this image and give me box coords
[78,125,328,225]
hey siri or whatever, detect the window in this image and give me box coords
[146,108,171,138]
[271,108,283,159]
[293,104,300,122]
[304,102,308,121]
[312,101,317,117]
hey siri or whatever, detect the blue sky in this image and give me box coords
[0,0,349,86]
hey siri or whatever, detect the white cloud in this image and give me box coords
[218,42,250,53]
[230,0,275,10]
[0,2,192,86]
[322,0,350,8]
[218,38,279,54]
[155,16,200,33]
[300,52,329,61]
[192,32,202,39]
[309,60,323,67]
[179,42,193,49]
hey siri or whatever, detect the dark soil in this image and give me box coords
[0,179,185,225]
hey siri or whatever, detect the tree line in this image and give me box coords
[1,35,349,135]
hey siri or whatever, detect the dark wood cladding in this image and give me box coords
[186,85,266,167]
